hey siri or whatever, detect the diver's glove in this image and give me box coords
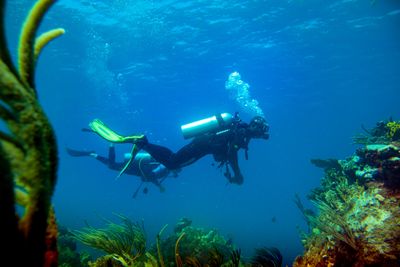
[224,168,232,181]
[224,168,243,185]
[230,174,244,185]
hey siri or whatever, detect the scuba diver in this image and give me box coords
[88,112,269,185]
[66,144,177,197]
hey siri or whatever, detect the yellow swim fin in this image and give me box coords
[88,119,145,177]
[89,119,145,143]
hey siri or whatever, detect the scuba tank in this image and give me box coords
[181,112,234,139]
[124,152,152,161]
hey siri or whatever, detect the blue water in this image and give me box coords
[5,0,400,265]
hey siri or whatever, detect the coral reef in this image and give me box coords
[353,118,400,145]
[0,0,64,265]
[73,216,283,267]
[294,120,400,266]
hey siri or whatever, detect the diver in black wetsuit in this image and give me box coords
[136,114,270,185]
[66,144,173,190]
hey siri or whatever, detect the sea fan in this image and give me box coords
[250,247,282,267]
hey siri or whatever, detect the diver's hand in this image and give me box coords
[230,174,244,185]
[224,169,232,181]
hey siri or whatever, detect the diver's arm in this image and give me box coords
[152,180,166,192]
[148,165,166,192]
[227,147,244,185]
[151,164,169,178]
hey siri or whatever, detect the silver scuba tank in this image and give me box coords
[124,152,152,161]
[181,112,234,139]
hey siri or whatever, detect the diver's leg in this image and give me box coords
[93,145,125,171]
[91,144,115,166]
[66,147,95,157]
[142,143,176,169]
[65,146,114,166]
[143,138,208,169]
[107,144,118,169]
[93,154,109,165]
[172,140,208,168]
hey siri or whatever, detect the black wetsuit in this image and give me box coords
[142,122,250,184]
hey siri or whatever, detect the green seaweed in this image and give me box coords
[73,217,256,267]
[0,0,64,265]
[72,214,146,267]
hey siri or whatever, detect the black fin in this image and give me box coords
[66,147,95,157]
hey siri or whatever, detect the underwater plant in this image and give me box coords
[74,217,256,266]
[294,122,400,266]
[230,248,241,267]
[250,247,282,267]
[0,0,64,265]
[155,218,235,266]
[156,224,168,267]
[72,214,146,266]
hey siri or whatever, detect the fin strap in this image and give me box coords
[117,144,140,178]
